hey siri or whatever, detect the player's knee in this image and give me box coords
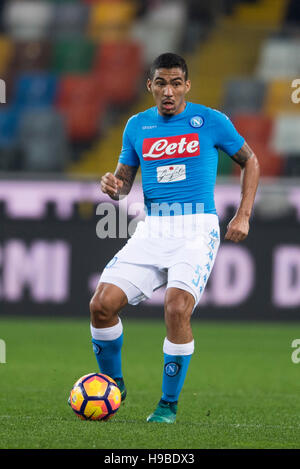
[164,295,192,324]
[89,290,115,325]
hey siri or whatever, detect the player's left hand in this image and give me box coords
[225,214,249,243]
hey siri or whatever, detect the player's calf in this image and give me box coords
[89,283,128,399]
[164,287,194,343]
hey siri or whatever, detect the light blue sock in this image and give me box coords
[90,320,123,379]
[161,338,194,403]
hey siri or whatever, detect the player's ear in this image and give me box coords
[146,79,152,93]
[185,80,191,94]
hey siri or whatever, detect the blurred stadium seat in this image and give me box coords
[0,107,20,170]
[10,40,52,73]
[223,78,266,115]
[56,74,106,140]
[51,1,90,39]
[0,107,19,148]
[218,150,234,176]
[131,0,187,64]
[88,0,136,41]
[18,108,70,172]
[256,38,300,80]
[0,35,14,75]
[236,140,284,178]
[271,114,300,154]
[59,101,106,141]
[93,40,143,104]
[51,38,96,74]
[233,113,284,177]
[13,72,58,109]
[263,79,300,116]
[233,113,273,142]
[56,74,102,108]
[3,0,54,40]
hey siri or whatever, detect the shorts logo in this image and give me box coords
[189,116,204,128]
[142,133,200,160]
[105,256,118,268]
[164,362,180,377]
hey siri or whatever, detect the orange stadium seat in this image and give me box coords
[233,113,284,177]
[93,40,143,104]
[94,40,143,70]
[232,139,284,178]
[56,74,104,108]
[58,102,106,141]
[56,75,106,140]
[249,141,284,177]
[233,113,273,144]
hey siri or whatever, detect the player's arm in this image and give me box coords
[225,142,260,243]
[100,163,139,200]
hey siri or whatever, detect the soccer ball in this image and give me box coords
[69,373,121,421]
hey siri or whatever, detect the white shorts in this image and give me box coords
[99,213,220,308]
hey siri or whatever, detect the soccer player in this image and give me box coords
[89,53,260,423]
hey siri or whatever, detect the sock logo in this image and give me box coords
[92,343,102,355]
[165,362,180,377]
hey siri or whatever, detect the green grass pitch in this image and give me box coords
[0,317,299,449]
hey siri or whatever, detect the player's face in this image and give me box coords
[147,68,191,117]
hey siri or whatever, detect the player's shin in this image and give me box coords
[161,337,194,403]
[90,318,124,382]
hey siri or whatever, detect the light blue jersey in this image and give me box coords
[118,102,244,216]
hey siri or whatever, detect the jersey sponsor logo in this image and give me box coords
[142,133,200,160]
[189,115,204,128]
[156,164,186,183]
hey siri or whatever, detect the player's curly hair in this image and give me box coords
[149,53,189,81]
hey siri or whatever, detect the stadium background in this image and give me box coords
[0,0,299,320]
[0,0,300,451]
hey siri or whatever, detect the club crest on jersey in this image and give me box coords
[189,115,204,128]
[142,133,200,160]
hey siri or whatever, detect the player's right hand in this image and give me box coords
[100,172,123,198]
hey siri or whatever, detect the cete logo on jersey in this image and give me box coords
[142,133,200,161]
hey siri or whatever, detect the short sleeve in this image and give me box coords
[118,115,140,167]
[211,109,245,156]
